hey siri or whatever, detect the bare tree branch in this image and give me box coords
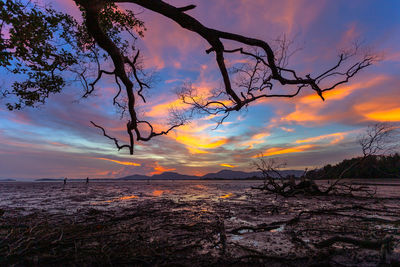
[177,4,196,12]
[90,121,132,151]
[359,123,398,157]
[75,0,185,154]
[73,0,378,154]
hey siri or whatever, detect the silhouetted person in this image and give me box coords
[86,177,89,184]
[64,177,67,185]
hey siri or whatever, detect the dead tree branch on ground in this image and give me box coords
[253,123,397,197]
[252,158,323,197]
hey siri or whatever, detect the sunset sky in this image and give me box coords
[0,0,399,179]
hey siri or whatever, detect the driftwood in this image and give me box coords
[252,163,377,198]
[252,158,374,197]
[253,123,398,198]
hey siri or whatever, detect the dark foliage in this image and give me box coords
[306,153,400,180]
[0,0,145,110]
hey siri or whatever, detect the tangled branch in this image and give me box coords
[76,0,378,153]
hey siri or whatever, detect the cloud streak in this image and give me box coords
[95,158,141,166]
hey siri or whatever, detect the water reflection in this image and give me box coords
[220,193,233,199]
[104,195,138,203]
[152,189,171,196]
[193,184,207,190]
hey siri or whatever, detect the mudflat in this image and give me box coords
[1,180,399,266]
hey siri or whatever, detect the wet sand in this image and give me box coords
[1,180,399,266]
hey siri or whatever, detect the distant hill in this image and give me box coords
[31,169,304,181]
[118,169,304,180]
[201,170,260,179]
[151,172,199,180]
[0,178,16,181]
[118,174,149,180]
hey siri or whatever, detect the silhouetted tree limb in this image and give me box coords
[1,0,378,154]
[71,0,188,154]
[146,0,377,125]
[177,4,196,12]
[90,121,132,152]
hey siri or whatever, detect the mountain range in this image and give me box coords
[118,169,304,180]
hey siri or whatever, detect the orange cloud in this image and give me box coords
[252,133,270,140]
[240,132,270,149]
[241,140,264,149]
[150,162,176,175]
[187,147,209,154]
[301,76,389,105]
[146,89,231,119]
[255,144,316,157]
[162,118,230,154]
[175,135,228,149]
[95,158,141,166]
[295,132,346,145]
[355,101,400,122]
[283,111,322,124]
[364,108,400,122]
[281,75,390,125]
[220,163,237,168]
[146,98,187,118]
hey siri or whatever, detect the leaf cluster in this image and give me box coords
[0,0,145,110]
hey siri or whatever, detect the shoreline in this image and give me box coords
[2,177,400,183]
